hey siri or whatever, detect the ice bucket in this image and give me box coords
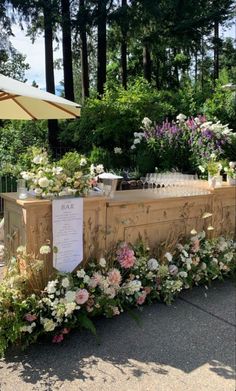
[98,173,123,198]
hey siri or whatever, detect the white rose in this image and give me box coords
[134,138,141,144]
[61,277,70,288]
[77,269,86,278]
[131,145,136,150]
[38,177,49,188]
[43,319,56,332]
[229,161,236,169]
[201,262,207,270]
[95,164,104,174]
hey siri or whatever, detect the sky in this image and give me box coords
[10,21,236,91]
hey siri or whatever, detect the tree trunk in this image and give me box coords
[61,0,74,101]
[43,1,58,151]
[213,20,219,85]
[97,0,107,96]
[194,51,198,85]
[79,0,90,100]
[120,0,127,89]
[143,43,151,83]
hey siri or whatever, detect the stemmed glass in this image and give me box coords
[140,177,146,190]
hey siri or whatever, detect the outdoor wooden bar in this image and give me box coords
[1,183,235,270]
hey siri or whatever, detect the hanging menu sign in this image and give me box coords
[52,198,83,272]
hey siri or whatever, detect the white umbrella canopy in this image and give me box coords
[0,74,81,120]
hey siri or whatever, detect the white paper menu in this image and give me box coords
[52,198,83,272]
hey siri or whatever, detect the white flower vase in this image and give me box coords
[208,174,222,189]
[227,176,236,186]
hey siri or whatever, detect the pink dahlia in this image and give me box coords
[108,268,122,286]
[89,272,102,288]
[75,288,89,305]
[117,243,136,269]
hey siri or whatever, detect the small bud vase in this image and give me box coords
[227,176,236,186]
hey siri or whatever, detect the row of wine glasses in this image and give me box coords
[139,172,210,197]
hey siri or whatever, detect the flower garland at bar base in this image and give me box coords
[0,232,235,357]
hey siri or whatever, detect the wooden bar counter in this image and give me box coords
[1,183,235,268]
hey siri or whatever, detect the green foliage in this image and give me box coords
[0,121,48,176]
[203,79,236,130]
[58,151,89,176]
[59,78,176,169]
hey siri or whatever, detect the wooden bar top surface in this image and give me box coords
[0,192,107,207]
[0,182,234,208]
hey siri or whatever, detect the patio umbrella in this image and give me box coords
[0,74,81,120]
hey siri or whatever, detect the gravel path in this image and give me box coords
[0,280,235,391]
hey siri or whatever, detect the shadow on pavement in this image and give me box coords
[1,280,235,390]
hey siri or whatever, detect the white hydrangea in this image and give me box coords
[65,290,76,303]
[178,271,188,278]
[124,279,142,295]
[147,258,159,271]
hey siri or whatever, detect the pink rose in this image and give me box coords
[75,289,89,305]
[117,243,136,269]
[52,334,64,343]
[24,313,37,322]
[136,291,147,305]
[108,268,122,286]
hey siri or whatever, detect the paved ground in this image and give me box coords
[0,280,235,391]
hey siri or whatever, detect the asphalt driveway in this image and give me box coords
[0,279,235,391]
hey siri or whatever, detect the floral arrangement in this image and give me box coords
[20,150,104,198]
[198,153,223,177]
[224,161,236,179]
[0,230,235,357]
[131,114,235,173]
